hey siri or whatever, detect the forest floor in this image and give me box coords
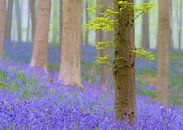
[4,41,183,107]
[0,41,182,129]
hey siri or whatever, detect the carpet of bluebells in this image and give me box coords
[0,41,183,129]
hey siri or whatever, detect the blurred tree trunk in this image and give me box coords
[175,0,183,50]
[157,0,170,105]
[141,0,150,49]
[29,0,36,42]
[5,0,13,41]
[85,0,89,45]
[3,0,6,11]
[30,0,52,71]
[97,0,113,90]
[113,0,136,123]
[59,0,62,51]
[26,5,30,42]
[59,0,82,86]
[178,0,183,50]
[52,0,59,44]
[15,0,22,42]
[0,0,5,55]
[169,0,173,50]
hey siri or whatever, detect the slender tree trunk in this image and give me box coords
[169,0,173,50]
[178,0,183,50]
[157,0,170,105]
[15,0,22,42]
[141,0,150,49]
[59,0,62,51]
[175,0,183,50]
[29,0,36,42]
[52,0,59,44]
[59,0,82,86]
[113,0,136,123]
[30,0,52,71]
[0,0,5,55]
[3,0,6,9]
[85,0,89,45]
[26,5,30,43]
[5,0,13,41]
[98,0,113,90]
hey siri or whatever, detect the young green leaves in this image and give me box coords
[129,48,155,61]
[86,1,155,65]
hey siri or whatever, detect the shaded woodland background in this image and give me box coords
[0,0,183,129]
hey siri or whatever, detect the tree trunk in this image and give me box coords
[26,4,30,43]
[175,0,183,50]
[59,0,82,86]
[85,0,89,45]
[169,0,173,50]
[15,0,22,42]
[5,0,13,41]
[98,0,113,90]
[30,0,52,71]
[59,0,63,51]
[157,0,170,105]
[113,0,136,123]
[52,0,59,44]
[178,0,182,50]
[29,0,36,42]
[0,0,5,55]
[141,0,150,49]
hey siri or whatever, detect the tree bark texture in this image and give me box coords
[98,0,113,90]
[59,0,82,86]
[157,0,170,105]
[113,0,136,123]
[29,0,36,42]
[30,0,51,71]
[0,0,5,55]
[141,0,150,49]
[15,0,22,42]
[5,0,13,40]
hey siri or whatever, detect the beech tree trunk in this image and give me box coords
[113,0,136,123]
[98,0,113,90]
[59,0,82,86]
[169,0,173,50]
[26,4,30,42]
[5,0,13,41]
[85,0,89,45]
[29,0,36,42]
[157,0,170,105]
[30,0,51,71]
[0,0,5,55]
[141,0,150,49]
[15,0,22,42]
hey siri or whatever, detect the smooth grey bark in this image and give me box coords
[0,0,6,55]
[15,0,22,42]
[157,0,170,105]
[141,0,150,49]
[29,0,36,42]
[30,0,52,71]
[5,0,13,40]
[59,0,82,86]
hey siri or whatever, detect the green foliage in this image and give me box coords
[86,1,155,65]
[86,1,155,31]
[96,41,113,50]
[129,48,155,60]
[96,55,112,66]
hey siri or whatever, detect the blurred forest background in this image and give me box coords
[0,0,183,129]
[1,0,182,106]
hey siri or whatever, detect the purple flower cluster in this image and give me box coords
[0,56,182,129]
